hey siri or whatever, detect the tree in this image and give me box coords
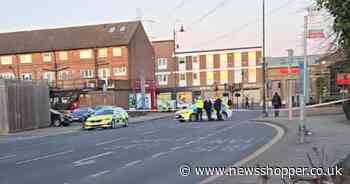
[317,0,350,59]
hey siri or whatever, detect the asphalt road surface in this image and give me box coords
[0,111,277,184]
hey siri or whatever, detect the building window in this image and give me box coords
[220,54,228,68]
[58,71,71,80]
[157,58,167,70]
[42,52,52,62]
[234,53,242,68]
[42,72,55,82]
[220,70,228,85]
[157,74,168,85]
[112,47,122,56]
[19,54,32,64]
[248,52,256,66]
[99,48,108,58]
[1,56,12,65]
[206,54,214,69]
[59,51,68,60]
[0,73,15,79]
[192,56,199,71]
[179,73,187,87]
[113,66,127,76]
[234,69,242,84]
[178,57,186,71]
[22,73,33,81]
[80,69,94,79]
[98,68,110,79]
[207,71,214,85]
[248,68,257,83]
[193,72,200,86]
[79,50,92,59]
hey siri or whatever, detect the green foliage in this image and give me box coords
[317,0,350,59]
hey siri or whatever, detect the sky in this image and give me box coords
[0,0,329,57]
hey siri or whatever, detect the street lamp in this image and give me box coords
[173,25,185,54]
[262,0,268,117]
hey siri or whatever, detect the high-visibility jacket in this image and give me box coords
[195,99,204,109]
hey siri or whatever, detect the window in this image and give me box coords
[42,52,52,62]
[192,56,199,70]
[207,71,214,85]
[178,57,186,71]
[193,72,200,86]
[157,58,167,70]
[234,53,241,68]
[248,68,257,83]
[248,52,256,66]
[99,48,108,58]
[179,73,186,87]
[98,68,110,79]
[42,72,54,82]
[80,70,94,79]
[1,56,12,65]
[206,54,214,69]
[220,54,228,68]
[58,71,70,80]
[112,47,122,56]
[0,73,15,79]
[157,74,168,85]
[59,51,68,60]
[113,66,127,76]
[20,54,32,64]
[234,69,242,84]
[22,73,33,80]
[220,70,228,84]
[79,50,92,59]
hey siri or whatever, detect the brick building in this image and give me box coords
[152,39,263,109]
[0,21,155,109]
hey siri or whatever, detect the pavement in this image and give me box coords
[211,113,350,184]
[0,111,279,184]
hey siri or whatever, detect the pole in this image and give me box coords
[262,0,267,117]
[299,15,308,143]
[287,49,294,120]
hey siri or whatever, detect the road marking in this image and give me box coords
[151,151,171,158]
[95,138,124,146]
[0,154,16,160]
[73,152,113,167]
[123,160,142,168]
[89,170,111,178]
[103,145,122,151]
[142,130,158,135]
[175,137,186,142]
[185,140,196,145]
[170,146,184,151]
[16,150,73,165]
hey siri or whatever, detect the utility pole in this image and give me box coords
[43,49,69,89]
[287,49,294,120]
[93,48,108,89]
[262,0,268,116]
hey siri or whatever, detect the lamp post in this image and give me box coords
[262,0,268,116]
[173,25,185,108]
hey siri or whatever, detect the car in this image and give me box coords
[50,109,73,127]
[71,107,94,122]
[94,105,114,112]
[83,107,129,130]
[175,104,232,122]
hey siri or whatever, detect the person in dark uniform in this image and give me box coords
[272,92,282,117]
[204,98,213,121]
[213,98,223,120]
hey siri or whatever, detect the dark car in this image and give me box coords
[71,107,94,122]
[50,109,73,127]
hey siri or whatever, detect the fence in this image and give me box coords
[0,79,50,134]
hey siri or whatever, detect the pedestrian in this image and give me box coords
[204,98,213,121]
[214,98,223,120]
[195,97,204,121]
[245,96,249,109]
[272,92,282,117]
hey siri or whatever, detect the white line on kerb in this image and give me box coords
[89,170,111,178]
[0,154,16,160]
[16,150,74,165]
[95,138,124,146]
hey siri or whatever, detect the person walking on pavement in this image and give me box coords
[214,98,223,120]
[204,98,213,121]
[272,92,282,117]
[195,97,204,121]
[245,96,250,109]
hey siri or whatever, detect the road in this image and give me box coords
[0,111,277,184]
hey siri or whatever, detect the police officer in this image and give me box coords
[195,97,204,121]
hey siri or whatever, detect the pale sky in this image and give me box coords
[0,0,328,57]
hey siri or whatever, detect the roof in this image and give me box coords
[151,39,174,44]
[0,21,141,55]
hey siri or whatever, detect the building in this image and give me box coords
[153,40,263,108]
[0,21,156,109]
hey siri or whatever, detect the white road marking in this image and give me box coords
[103,145,122,151]
[0,154,16,160]
[95,138,124,146]
[123,160,142,168]
[16,150,73,165]
[170,146,184,151]
[151,151,171,158]
[142,130,158,135]
[175,137,186,142]
[185,140,196,145]
[89,170,111,178]
[73,152,113,167]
